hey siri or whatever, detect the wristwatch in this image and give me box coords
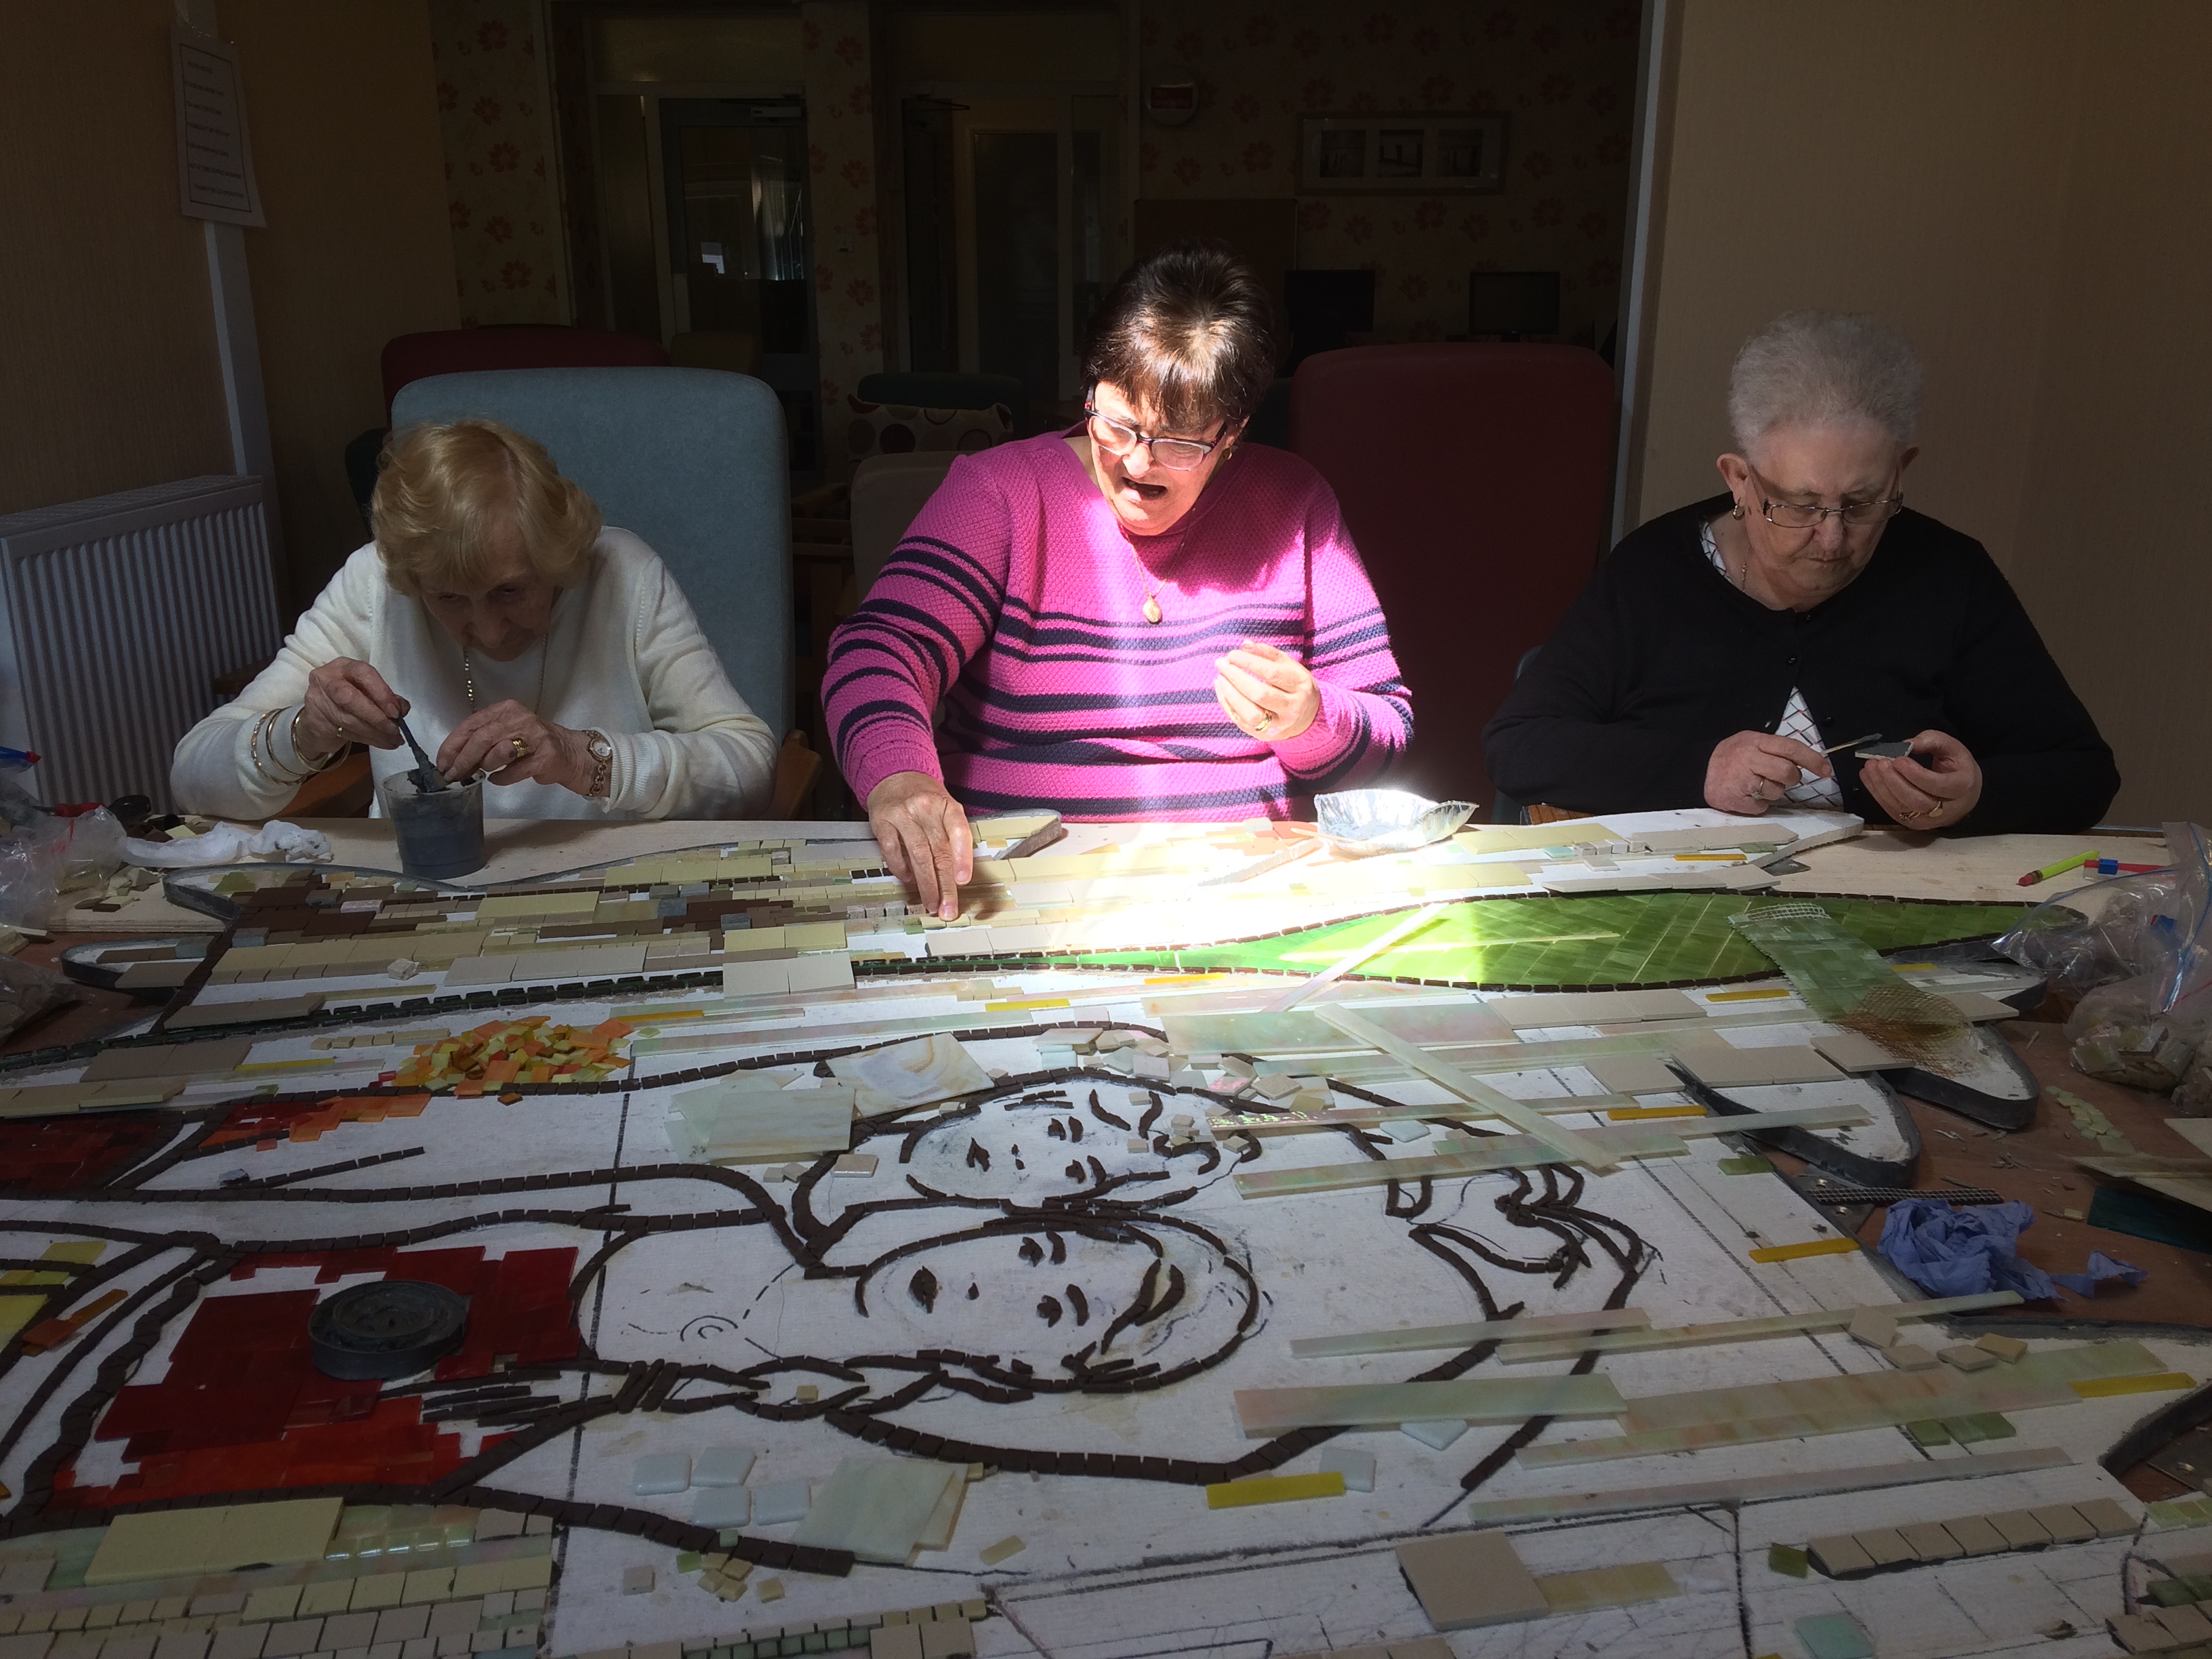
[583,731,613,799]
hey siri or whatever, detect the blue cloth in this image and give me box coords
[2051,1249,2148,1298]
[1879,1200,2144,1301]
[1880,1199,2057,1299]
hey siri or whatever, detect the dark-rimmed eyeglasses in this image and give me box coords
[1750,464,1904,531]
[1084,404,1222,472]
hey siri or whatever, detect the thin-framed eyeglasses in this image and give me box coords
[1748,464,1904,531]
[1084,403,1222,472]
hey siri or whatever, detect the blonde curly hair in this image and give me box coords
[370,418,602,598]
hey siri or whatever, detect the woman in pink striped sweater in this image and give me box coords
[825,242,1412,917]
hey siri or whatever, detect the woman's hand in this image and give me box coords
[300,659,408,756]
[1860,729,1982,829]
[1704,730,1829,815]
[1213,641,1319,743]
[867,771,972,920]
[438,700,592,794]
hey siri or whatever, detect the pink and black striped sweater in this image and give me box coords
[825,431,1412,820]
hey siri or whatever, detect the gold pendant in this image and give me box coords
[1142,595,1162,624]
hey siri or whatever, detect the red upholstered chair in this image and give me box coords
[380,327,669,419]
[1290,343,1615,811]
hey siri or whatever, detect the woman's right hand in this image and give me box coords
[1704,729,1828,815]
[866,771,972,921]
[299,658,409,757]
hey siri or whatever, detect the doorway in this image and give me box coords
[899,92,1123,430]
[658,98,819,473]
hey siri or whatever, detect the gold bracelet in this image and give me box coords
[289,708,345,773]
[249,708,310,788]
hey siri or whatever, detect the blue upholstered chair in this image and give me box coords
[390,366,793,746]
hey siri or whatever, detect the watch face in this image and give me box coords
[590,736,613,760]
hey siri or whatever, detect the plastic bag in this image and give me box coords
[1999,819,2212,1024]
[0,748,66,928]
[55,808,126,893]
[0,951,70,1042]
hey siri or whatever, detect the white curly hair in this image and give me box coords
[1727,310,1924,455]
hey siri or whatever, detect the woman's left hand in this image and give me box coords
[437,699,592,793]
[1214,641,1320,743]
[1859,729,1982,829]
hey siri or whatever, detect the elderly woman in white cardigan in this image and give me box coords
[172,419,774,821]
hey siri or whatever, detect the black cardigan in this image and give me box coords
[1482,495,2119,834]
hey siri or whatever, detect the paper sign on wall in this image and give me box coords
[171,25,264,227]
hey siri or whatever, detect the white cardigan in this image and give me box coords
[173,530,776,821]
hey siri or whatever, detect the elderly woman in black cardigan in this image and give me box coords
[1484,310,2117,832]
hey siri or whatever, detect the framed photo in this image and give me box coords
[1298,113,1507,194]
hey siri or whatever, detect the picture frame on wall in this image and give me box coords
[1298,113,1507,194]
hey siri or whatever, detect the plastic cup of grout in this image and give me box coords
[379,773,486,880]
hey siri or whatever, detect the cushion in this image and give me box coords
[845,398,1011,461]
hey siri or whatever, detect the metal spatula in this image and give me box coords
[396,718,445,792]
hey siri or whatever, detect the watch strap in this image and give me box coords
[584,730,613,799]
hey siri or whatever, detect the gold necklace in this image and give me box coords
[462,642,549,712]
[1132,546,1164,624]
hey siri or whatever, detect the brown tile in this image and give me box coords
[1899,1522,1963,1562]
[1396,1531,1550,1629]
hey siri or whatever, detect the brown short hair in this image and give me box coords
[1082,240,1279,434]
[370,419,602,598]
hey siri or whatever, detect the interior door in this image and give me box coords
[901,94,1124,430]
[659,98,819,473]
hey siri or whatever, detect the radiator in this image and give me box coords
[0,476,281,811]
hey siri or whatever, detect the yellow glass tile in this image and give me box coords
[1748,1237,1861,1263]
[1205,1471,1347,1508]
[1707,987,1792,1002]
[1606,1105,1706,1120]
[2072,1372,2194,1398]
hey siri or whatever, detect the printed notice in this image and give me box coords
[171,25,264,226]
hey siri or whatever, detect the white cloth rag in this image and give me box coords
[123,821,333,867]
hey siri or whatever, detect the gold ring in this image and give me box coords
[1928,802,1944,819]
[1254,714,1272,739]
[510,737,530,762]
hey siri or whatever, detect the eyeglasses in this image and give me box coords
[1084,404,1222,472]
[1750,465,1904,531]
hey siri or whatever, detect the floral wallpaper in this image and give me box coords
[802,0,885,482]
[428,0,569,327]
[1138,0,1639,348]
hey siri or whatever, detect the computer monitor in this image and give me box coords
[1284,268,1376,366]
[1467,270,1560,340]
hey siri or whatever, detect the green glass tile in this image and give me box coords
[2151,1578,2201,1607]
[676,1552,701,1574]
[1730,901,1975,1067]
[1795,1613,1875,1659]
[1719,1155,1775,1175]
[1767,1543,1809,1578]
[1045,893,2032,991]
[1940,1411,2015,1444]
[729,1644,754,1659]
[804,1637,828,1654]
[1904,1419,1952,1446]
[2184,1575,2212,1600]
